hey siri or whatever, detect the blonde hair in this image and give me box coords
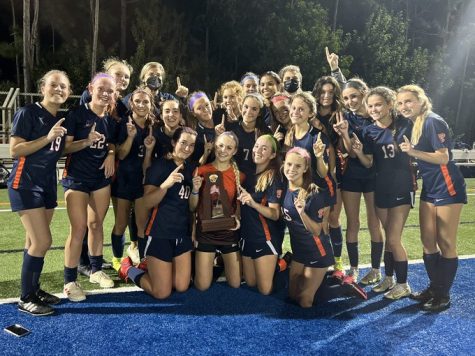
[139,61,165,82]
[284,92,317,148]
[37,70,72,95]
[102,57,133,75]
[216,131,241,194]
[284,147,318,201]
[219,80,243,99]
[397,84,432,145]
[255,135,281,193]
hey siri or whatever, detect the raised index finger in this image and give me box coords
[403,135,410,143]
[148,125,153,137]
[173,163,184,173]
[176,76,181,87]
[317,131,322,142]
[221,114,225,126]
[55,118,66,127]
[325,46,330,59]
[90,122,96,132]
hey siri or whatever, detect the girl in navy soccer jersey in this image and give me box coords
[352,86,414,300]
[217,93,271,179]
[110,88,157,270]
[8,70,70,316]
[119,127,197,299]
[154,98,184,159]
[311,76,347,283]
[62,73,118,301]
[212,80,243,130]
[259,71,282,130]
[191,132,244,291]
[397,85,467,311]
[282,148,366,308]
[187,92,216,165]
[239,135,285,295]
[333,79,384,285]
[268,93,291,145]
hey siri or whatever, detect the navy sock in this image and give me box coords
[423,251,440,286]
[393,260,408,284]
[370,241,384,269]
[111,233,125,258]
[127,267,145,287]
[435,256,458,298]
[329,227,343,257]
[128,210,138,243]
[346,242,358,268]
[79,231,90,266]
[64,266,78,284]
[384,251,394,276]
[21,254,44,299]
[89,255,103,274]
[138,237,147,260]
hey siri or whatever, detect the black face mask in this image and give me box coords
[146,76,162,91]
[283,78,300,94]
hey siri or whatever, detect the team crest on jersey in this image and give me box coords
[318,208,324,218]
[276,189,282,199]
[438,133,446,143]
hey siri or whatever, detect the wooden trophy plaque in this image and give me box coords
[199,171,236,232]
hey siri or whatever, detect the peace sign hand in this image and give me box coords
[203,134,214,155]
[47,118,67,142]
[313,132,326,158]
[160,164,185,190]
[332,112,349,137]
[175,76,189,98]
[325,46,339,71]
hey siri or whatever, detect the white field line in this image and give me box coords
[1,255,474,305]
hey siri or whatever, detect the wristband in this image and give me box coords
[108,150,115,155]
[191,191,199,195]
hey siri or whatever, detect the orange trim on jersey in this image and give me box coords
[12,156,26,189]
[258,195,272,241]
[145,207,159,235]
[324,175,335,197]
[440,165,456,196]
[313,235,326,257]
[62,155,72,179]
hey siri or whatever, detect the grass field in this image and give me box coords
[0,179,474,299]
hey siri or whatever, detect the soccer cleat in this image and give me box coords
[89,270,114,288]
[112,257,122,272]
[63,281,86,302]
[384,282,411,300]
[345,282,368,300]
[18,294,54,316]
[410,287,433,303]
[331,269,346,281]
[137,259,148,272]
[36,288,61,305]
[373,275,396,293]
[342,267,359,285]
[118,256,133,282]
[101,258,112,270]
[331,257,345,281]
[422,296,451,312]
[77,264,92,277]
[360,268,382,285]
[127,244,140,265]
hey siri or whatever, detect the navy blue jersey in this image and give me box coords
[362,117,414,195]
[212,108,240,132]
[414,113,466,200]
[281,188,327,243]
[63,104,117,182]
[293,126,336,195]
[343,111,375,179]
[191,122,216,164]
[144,158,195,239]
[232,124,259,179]
[240,172,285,244]
[153,126,173,159]
[80,89,130,120]
[8,103,66,191]
[124,91,175,119]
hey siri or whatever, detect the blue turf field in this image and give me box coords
[1,259,474,356]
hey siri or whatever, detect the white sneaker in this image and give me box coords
[360,268,382,285]
[64,281,86,302]
[89,270,115,288]
[373,275,396,293]
[384,282,411,300]
[127,244,140,265]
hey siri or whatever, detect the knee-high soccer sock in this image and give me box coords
[64,266,78,284]
[383,251,394,277]
[346,242,358,268]
[111,233,125,258]
[79,231,90,266]
[371,241,384,269]
[329,226,343,258]
[128,210,138,243]
[21,254,44,299]
[138,237,147,260]
[89,255,103,274]
[423,251,440,288]
[127,267,145,287]
[393,260,408,284]
[435,256,458,298]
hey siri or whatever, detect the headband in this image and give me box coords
[286,147,311,163]
[91,73,115,84]
[260,134,278,153]
[188,92,208,111]
[271,94,290,105]
[241,75,259,85]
